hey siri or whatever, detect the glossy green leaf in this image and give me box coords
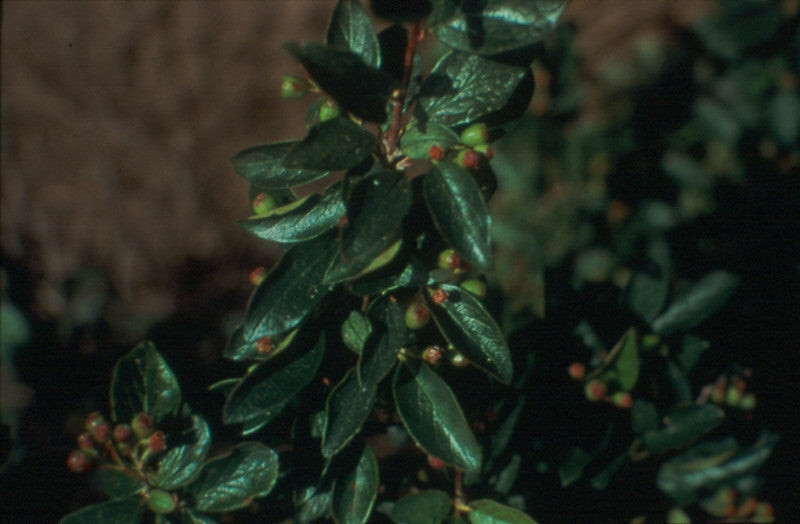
[324,171,412,284]
[417,51,528,127]
[223,333,326,424]
[390,489,452,524]
[651,271,740,335]
[424,163,492,270]
[400,123,460,159]
[155,414,212,490]
[186,442,279,513]
[59,497,143,524]
[393,360,482,472]
[223,325,299,362]
[232,141,329,189]
[331,444,379,524]
[425,284,511,384]
[285,42,394,122]
[341,310,372,355]
[110,341,181,425]
[493,454,521,495]
[431,0,567,56]
[321,368,377,458]
[238,184,345,244]
[349,254,430,296]
[469,499,537,524]
[239,399,290,436]
[358,296,406,386]
[327,0,380,68]
[244,234,337,341]
[613,328,639,392]
[283,117,376,172]
[96,469,146,499]
[642,404,725,455]
[296,486,334,523]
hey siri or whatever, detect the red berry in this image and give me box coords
[92,421,111,443]
[584,379,607,402]
[149,430,166,453]
[437,249,461,270]
[431,288,449,305]
[427,455,445,470]
[567,362,586,381]
[67,449,93,473]
[256,336,273,355]
[131,412,155,439]
[423,345,442,365]
[84,411,105,433]
[113,424,132,444]
[428,145,445,161]
[77,432,95,451]
[249,267,267,286]
[612,391,633,409]
[455,149,481,170]
[404,303,430,330]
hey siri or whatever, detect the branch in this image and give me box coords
[386,22,422,155]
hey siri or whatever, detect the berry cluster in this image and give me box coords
[427,122,494,168]
[567,362,633,409]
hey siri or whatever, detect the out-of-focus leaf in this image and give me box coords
[631,399,659,435]
[675,334,710,373]
[469,498,537,524]
[590,452,627,490]
[331,443,379,524]
[59,497,143,524]
[96,469,146,500]
[155,414,211,490]
[390,490,451,524]
[642,404,725,455]
[651,271,740,335]
[559,446,592,487]
[769,90,800,146]
[327,0,380,68]
[613,328,639,392]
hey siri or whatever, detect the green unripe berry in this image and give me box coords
[454,148,481,170]
[147,489,176,514]
[437,248,461,270]
[740,392,757,411]
[319,100,341,122]
[726,385,742,407]
[280,75,309,98]
[460,278,487,298]
[404,303,430,330]
[252,192,277,216]
[460,123,489,147]
[131,412,154,439]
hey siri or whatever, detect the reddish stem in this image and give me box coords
[386,21,422,155]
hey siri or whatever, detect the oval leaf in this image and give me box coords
[283,117,376,171]
[341,310,372,355]
[642,404,725,455]
[187,442,279,513]
[59,497,143,524]
[390,490,452,524]
[224,333,326,424]
[322,368,377,458]
[110,341,181,425]
[651,271,740,335]
[331,443,379,524]
[154,414,211,490]
[96,469,146,500]
[244,234,337,341]
[358,296,406,386]
[392,360,482,472]
[425,284,511,384]
[424,163,492,269]
[469,499,537,524]
[400,123,460,159]
[231,140,328,189]
[327,0,380,68]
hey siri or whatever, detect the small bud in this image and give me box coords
[77,432,95,451]
[404,303,430,330]
[612,391,633,409]
[131,412,155,439]
[584,379,607,402]
[459,123,489,147]
[431,288,449,305]
[423,345,442,365]
[149,430,166,453]
[437,249,461,270]
[113,424,132,444]
[67,449,93,473]
[249,266,268,286]
[252,192,277,216]
[147,489,177,514]
[280,75,309,98]
[319,100,341,122]
[455,148,481,170]
[428,145,445,161]
[567,362,586,381]
[460,278,487,298]
[450,352,469,368]
[427,455,446,470]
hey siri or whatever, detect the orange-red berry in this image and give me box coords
[427,455,445,470]
[428,145,445,161]
[584,379,607,401]
[149,430,166,453]
[431,288,449,305]
[67,449,93,473]
[423,345,442,365]
[567,362,586,381]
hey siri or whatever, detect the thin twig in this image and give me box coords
[386,22,422,155]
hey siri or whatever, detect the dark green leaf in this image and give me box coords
[424,163,492,270]
[490,396,525,460]
[244,234,337,341]
[559,446,592,487]
[341,310,372,355]
[238,184,345,244]
[324,171,412,283]
[590,453,628,491]
[223,324,299,362]
[331,443,379,524]
[285,42,394,122]
[651,271,740,335]
[417,51,528,127]
[232,141,328,189]
[390,490,451,524]
[393,360,482,472]
[239,400,290,436]
[642,404,725,455]
[370,0,432,22]
[186,442,279,513]
[400,123,460,159]
[631,399,659,435]
[296,486,333,523]
[432,0,567,56]
[666,361,693,404]
[769,90,800,146]
[349,254,430,296]
[328,0,380,68]
[181,509,217,524]
[208,378,241,396]
[469,499,537,524]
[676,334,710,373]
[613,328,639,392]
[155,414,211,490]
[283,118,376,172]
[224,333,326,424]
[321,369,377,458]
[59,497,143,524]
[96,469,146,500]
[358,296,406,386]
[625,271,669,324]
[493,454,521,495]
[425,284,511,384]
[110,341,181,425]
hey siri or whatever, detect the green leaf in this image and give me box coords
[110,341,181,425]
[321,368,377,458]
[431,0,567,57]
[349,254,430,296]
[613,328,639,392]
[296,486,333,523]
[417,51,528,127]
[59,497,144,524]
[186,442,279,513]
[324,171,412,284]
[244,234,337,341]
[341,310,372,355]
[590,453,628,491]
[96,469,146,499]
[239,399,290,436]
[400,123,460,159]
[390,490,452,524]
[154,414,211,490]
[327,0,380,68]
[358,296,406,386]
[642,404,725,455]
[331,443,379,524]
[424,163,492,270]
[469,499,537,524]
[425,284,511,384]
[223,325,299,363]
[559,446,592,487]
[631,399,659,435]
[393,360,482,472]
[675,334,710,373]
[490,396,525,460]
[232,141,328,189]
[283,117,376,172]
[238,185,346,244]
[625,271,669,324]
[223,333,326,424]
[285,42,394,122]
[651,271,740,335]
[181,509,217,524]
